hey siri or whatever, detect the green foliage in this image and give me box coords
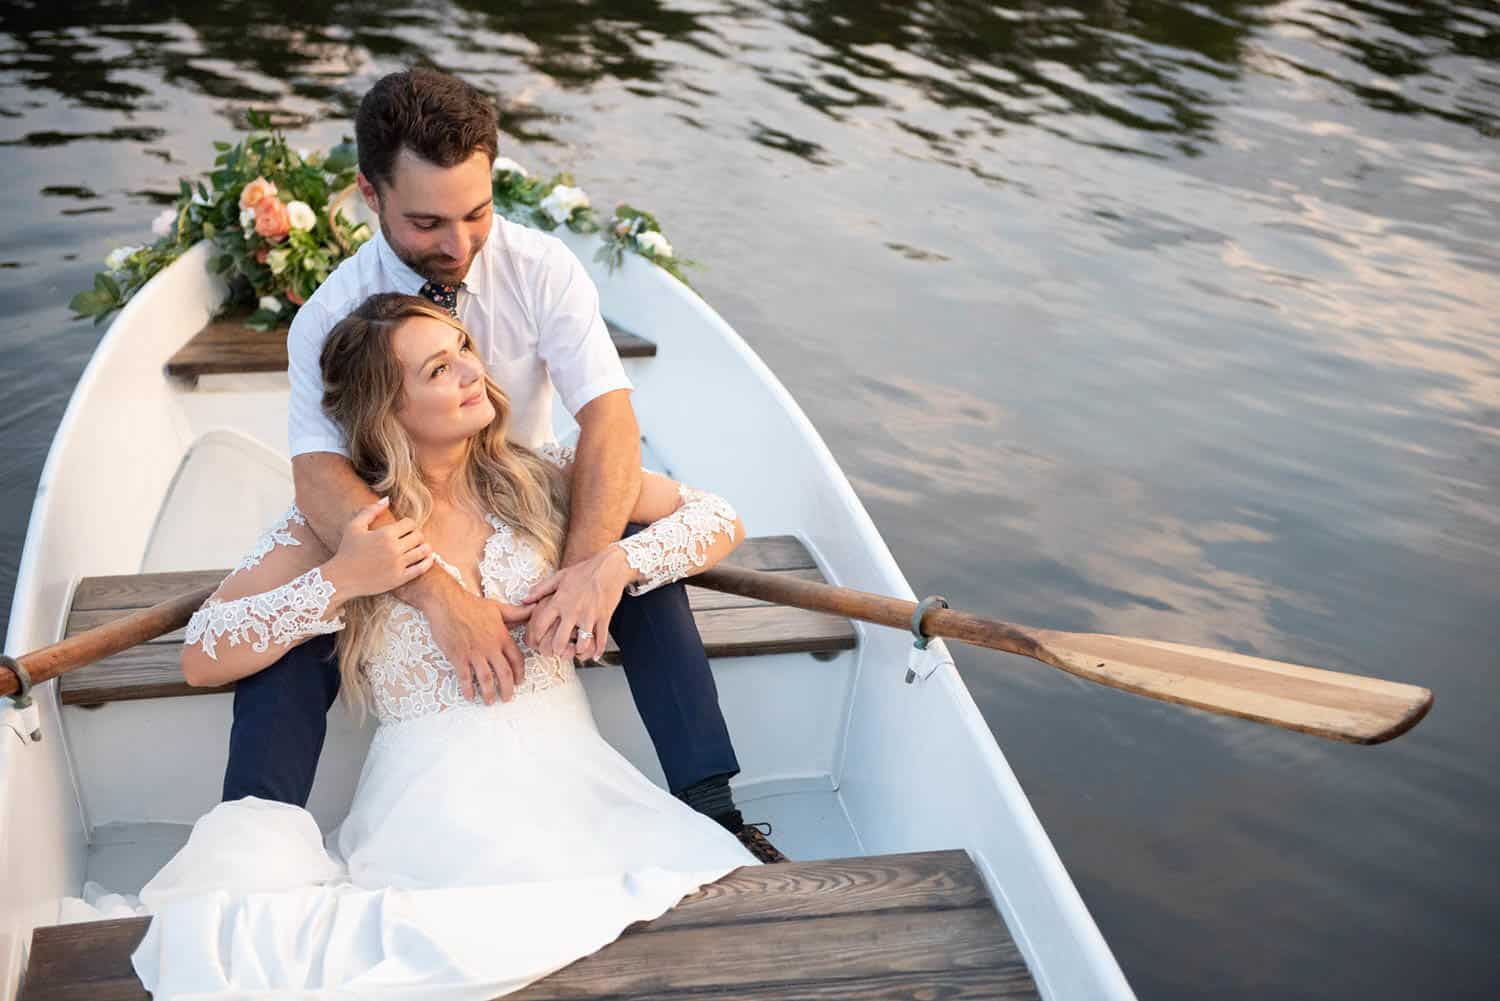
[74,129,694,326]
[596,204,695,285]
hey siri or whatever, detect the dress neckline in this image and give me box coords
[432,514,531,601]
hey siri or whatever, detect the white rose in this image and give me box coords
[636,230,673,259]
[286,200,316,232]
[152,208,178,237]
[539,184,590,224]
[239,206,257,229]
[266,248,291,275]
[492,156,530,178]
[104,245,141,271]
[258,296,282,315]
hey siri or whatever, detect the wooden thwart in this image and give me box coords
[19,851,1040,1001]
[164,311,655,379]
[58,536,856,706]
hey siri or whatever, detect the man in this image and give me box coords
[223,67,783,863]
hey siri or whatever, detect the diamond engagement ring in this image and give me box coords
[574,628,593,642]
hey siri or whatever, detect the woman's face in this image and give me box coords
[391,314,496,447]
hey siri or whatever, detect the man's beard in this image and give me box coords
[378,215,480,286]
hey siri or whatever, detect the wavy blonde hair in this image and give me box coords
[319,292,570,712]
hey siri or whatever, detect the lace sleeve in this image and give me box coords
[535,441,577,469]
[184,568,345,661]
[613,485,738,596]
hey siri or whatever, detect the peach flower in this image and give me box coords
[239,177,277,210]
[254,196,290,242]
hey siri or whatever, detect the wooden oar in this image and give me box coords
[2,569,1432,746]
[691,565,1433,745]
[0,585,215,700]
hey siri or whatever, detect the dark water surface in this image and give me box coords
[2,1,1496,996]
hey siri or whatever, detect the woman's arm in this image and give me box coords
[181,500,434,688]
[525,450,744,660]
[610,470,746,595]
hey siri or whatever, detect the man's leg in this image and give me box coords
[607,540,739,796]
[607,545,788,864]
[607,526,787,863]
[221,634,341,806]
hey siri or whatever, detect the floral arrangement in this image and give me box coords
[73,116,692,327]
[490,157,692,286]
[72,111,369,328]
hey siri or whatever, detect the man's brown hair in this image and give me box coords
[355,68,499,191]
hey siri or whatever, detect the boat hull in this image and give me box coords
[1,237,1132,1000]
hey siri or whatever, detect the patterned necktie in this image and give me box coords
[419,280,459,316]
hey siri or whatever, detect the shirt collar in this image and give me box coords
[374,223,493,301]
[374,231,428,296]
[458,218,499,301]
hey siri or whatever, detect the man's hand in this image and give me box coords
[523,546,634,662]
[425,588,534,703]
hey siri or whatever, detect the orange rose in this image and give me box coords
[286,285,306,306]
[239,176,277,210]
[254,196,290,242]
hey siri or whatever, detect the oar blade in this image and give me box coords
[1032,631,1433,744]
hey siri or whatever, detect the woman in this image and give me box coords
[131,293,757,999]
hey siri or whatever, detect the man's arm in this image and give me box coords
[560,389,642,566]
[292,452,528,702]
[522,390,641,659]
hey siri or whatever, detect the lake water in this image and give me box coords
[1,1,1496,997]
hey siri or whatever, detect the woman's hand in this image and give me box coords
[322,498,435,601]
[523,545,635,662]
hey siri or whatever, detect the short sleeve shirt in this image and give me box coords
[287,215,632,456]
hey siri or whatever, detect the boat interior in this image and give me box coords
[7,286,1054,999]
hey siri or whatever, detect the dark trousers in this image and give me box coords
[222,527,740,805]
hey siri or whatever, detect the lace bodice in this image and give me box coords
[183,441,741,728]
[362,514,576,724]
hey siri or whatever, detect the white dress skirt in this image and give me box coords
[126,507,756,1000]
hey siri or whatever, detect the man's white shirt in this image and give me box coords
[287,214,632,456]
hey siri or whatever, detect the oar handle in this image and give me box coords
[0,585,215,700]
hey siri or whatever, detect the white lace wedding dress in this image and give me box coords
[121,452,756,1000]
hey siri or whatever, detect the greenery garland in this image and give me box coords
[71,111,693,328]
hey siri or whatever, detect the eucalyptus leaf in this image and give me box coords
[324,142,357,174]
[245,308,280,330]
[69,290,107,315]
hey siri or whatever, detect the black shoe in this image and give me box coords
[734,820,789,864]
[712,808,790,863]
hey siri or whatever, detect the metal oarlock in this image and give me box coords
[1,655,41,743]
[905,596,951,684]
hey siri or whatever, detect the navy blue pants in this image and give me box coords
[222,528,740,805]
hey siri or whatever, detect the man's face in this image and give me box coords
[360,147,494,286]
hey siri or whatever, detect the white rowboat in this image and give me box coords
[0,232,1135,1000]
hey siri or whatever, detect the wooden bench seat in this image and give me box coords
[60,535,857,706]
[19,850,1040,1001]
[165,310,656,379]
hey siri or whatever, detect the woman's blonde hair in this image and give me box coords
[319,292,569,712]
